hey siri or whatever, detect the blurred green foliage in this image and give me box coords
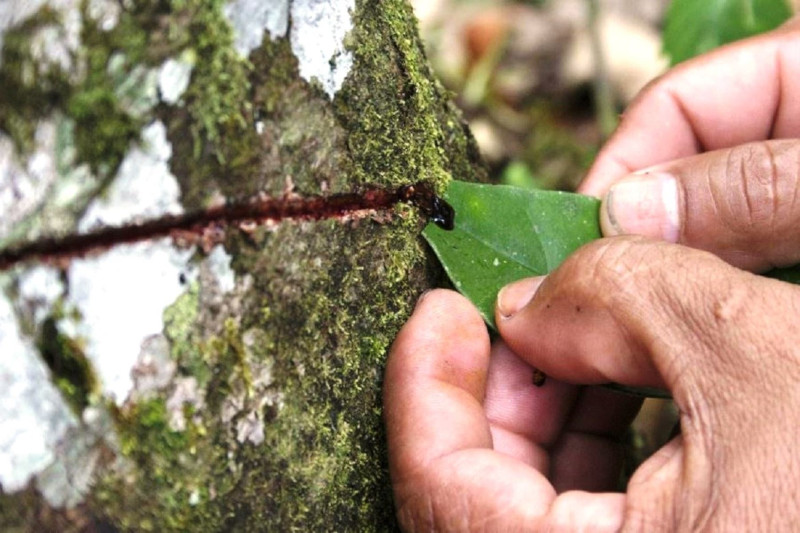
[664,0,792,64]
[500,160,542,189]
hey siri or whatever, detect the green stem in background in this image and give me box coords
[587,0,618,140]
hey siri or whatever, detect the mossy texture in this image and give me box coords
[0,0,485,530]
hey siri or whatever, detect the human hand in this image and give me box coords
[385,288,642,531]
[491,235,800,531]
[386,241,800,530]
[385,17,800,532]
[582,15,800,272]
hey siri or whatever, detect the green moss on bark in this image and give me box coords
[0,3,163,175]
[36,317,99,415]
[150,2,488,524]
[93,397,222,532]
[0,7,67,154]
[0,0,485,530]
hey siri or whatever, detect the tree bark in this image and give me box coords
[0,0,484,530]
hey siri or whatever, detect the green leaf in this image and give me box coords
[422,181,601,329]
[663,0,792,65]
[422,181,670,398]
[422,181,799,400]
[766,264,800,283]
[423,182,666,398]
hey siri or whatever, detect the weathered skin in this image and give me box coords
[0,0,484,530]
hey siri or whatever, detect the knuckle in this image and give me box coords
[622,506,672,533]
[555,239,800,379]
[559,237,739,358]
[711,141,800,236]
[393,481,437,532]
[393,472,474,533]
[561,237,676,307]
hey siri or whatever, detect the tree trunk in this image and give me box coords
[0,0,484,530]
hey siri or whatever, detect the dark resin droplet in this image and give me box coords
[430,196,455,230]
[397,182,456,230]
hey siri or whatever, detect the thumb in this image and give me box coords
[600,139,800,271]
[495,236,800,407]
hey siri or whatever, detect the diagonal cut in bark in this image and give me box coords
[0,182,454,270]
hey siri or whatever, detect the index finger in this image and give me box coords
[580,16,800,196]
[384,289,626,531]
[384,289,493,478]
[383,290,555,529]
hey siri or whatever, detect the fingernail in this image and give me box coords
[497,276,545,320]
[601,172,680,242]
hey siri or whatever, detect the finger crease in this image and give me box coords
[664,85,706,153]
[763,141,780,229]
[768,46,784,139]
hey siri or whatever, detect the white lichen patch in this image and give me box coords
[206,244,236,294]
[108,53,160,119]
[0,0,85,83]
[0,121,59,242]
[62,239,195,405]
[17,265,64,325]
[129,335,177,400]
[36,439,101,508]
[158,50,196,105]
[78,120,182,232]
[0,116,101,246]
[235,410,264,445]
[197,248,247,316]
[220,329,283,446]
[35,407,110,508]
[224,0,289,55]
[86,0,121,32]
[0,0,48,46]
[0,292,77,493]
[29,7,82,80]
[166,376,204,432]
[290,0,355,98]
[0,0,74,68]
[223,0,355,98]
